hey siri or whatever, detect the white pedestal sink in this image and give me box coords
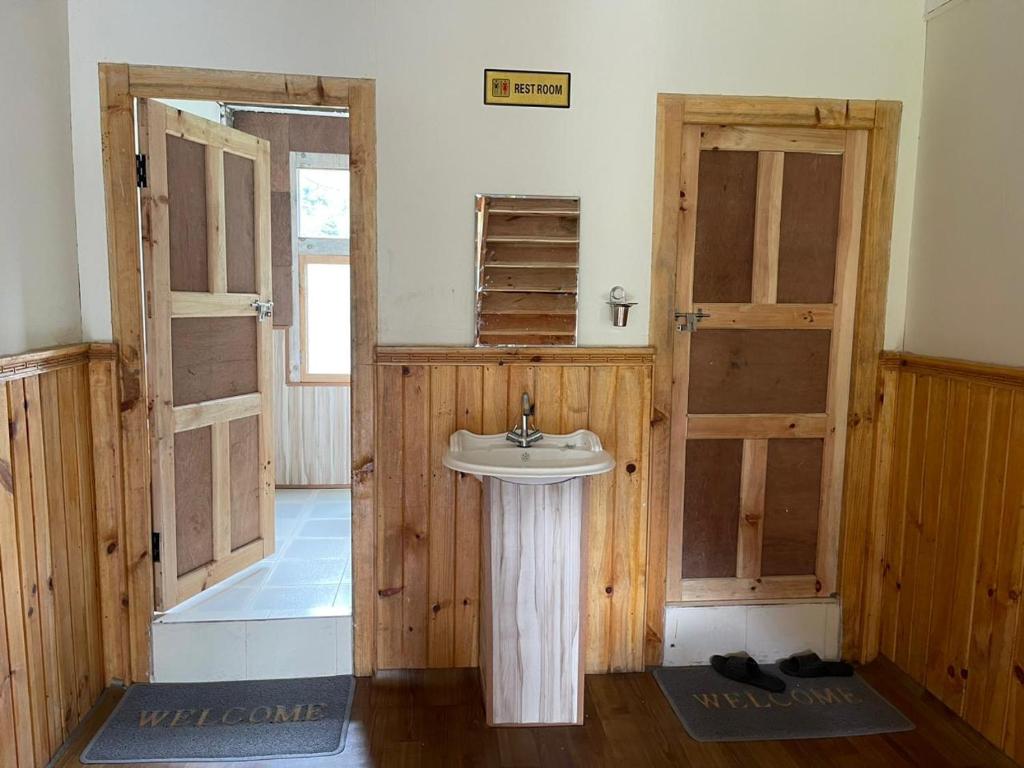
[444,429,614,726]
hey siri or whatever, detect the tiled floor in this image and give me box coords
[158,488,351,623]
[152,489,353,681]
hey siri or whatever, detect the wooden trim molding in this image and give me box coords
[375,346,655,366]
[881,351,1024,387]
[0,343,116,383]
[98,63,378,679]
[645,94,903,666]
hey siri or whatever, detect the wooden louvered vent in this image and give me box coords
[475,194,580,346]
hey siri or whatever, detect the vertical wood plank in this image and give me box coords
[402,366,429,667]
[453,366,483,667]
[664,124,702,605]
[211,422,231,560]
[206,146,227,293]
[7,379,49,762]
[23,377,62,754]
[39,372,77,734]
[585,366,616,673]
[560,367,590,433]
[72,366,103,704]
[736,439,768,579]
[839,103,902,660]
[905,377,951,682]
[964,387,1013,729]
[938,383,993,712]
[427,366,456,667]
[645,96,684,666]
[481,366,509,435]
[375,365,404,669]
[0,515,16,768]
[978,391,1024,744]
[893,375,932,672]
[534,367,562,433]
[609,365,647,672]
[860,365,899,661]
[879,372,915,659]
[253,138,275,563]
[101,66,154,681]
[923,379,970,698]
[752,151,783,303]
[89,358,131,687]
[0,382,35,767]
[56,368,92,715]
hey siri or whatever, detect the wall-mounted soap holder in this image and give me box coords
[607,286,637,328]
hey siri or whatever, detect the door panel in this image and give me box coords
[666,124,867,602]
[140,99,275,610]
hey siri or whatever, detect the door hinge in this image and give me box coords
[152,532,161,563]
[675,309,711,333]
[136,154,148,188]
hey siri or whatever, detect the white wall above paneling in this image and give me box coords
[663,602,841,666]
[65,0,926,350]
[905,0,1024,366]
[0,0,82,355]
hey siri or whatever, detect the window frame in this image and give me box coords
[290,150,352,385]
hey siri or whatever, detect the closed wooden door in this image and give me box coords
[666,125,867,602]
[138,100,275,610]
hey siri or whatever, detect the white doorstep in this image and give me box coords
[152,615,353,682]
[662,601,841,666]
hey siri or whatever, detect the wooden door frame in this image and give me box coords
[645,94,902,665]
[99,63,378,680]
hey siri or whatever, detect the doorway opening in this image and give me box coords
[98,65,377,684]
[142,99,354,678]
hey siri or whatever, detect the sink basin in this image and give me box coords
[443,429,615,485]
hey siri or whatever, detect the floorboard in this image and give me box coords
[55,657,1014,767]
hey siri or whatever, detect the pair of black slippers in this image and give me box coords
[710,652,854,693]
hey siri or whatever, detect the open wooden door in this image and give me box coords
[666,124,868,602]
[138,99,275,611]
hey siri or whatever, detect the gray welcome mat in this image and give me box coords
[81,675,354,763]
[653,664,913,742]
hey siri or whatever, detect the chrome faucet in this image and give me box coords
[506,392,543,448]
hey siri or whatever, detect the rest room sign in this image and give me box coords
[484,69,571,108]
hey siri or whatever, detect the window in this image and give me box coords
[292,152,351,383]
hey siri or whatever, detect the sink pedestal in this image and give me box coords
[480,476,585,726]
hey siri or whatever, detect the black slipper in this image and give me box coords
[779,652,854,678]
[710,654,786,693]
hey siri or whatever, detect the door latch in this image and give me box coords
[251,299,274,321]
[674,309,710,333]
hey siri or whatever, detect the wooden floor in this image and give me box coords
[56,657,1014,768]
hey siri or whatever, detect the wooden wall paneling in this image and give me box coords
[937,381,994,711]
[858,364,899,663]
[373,349,652,674]
[23,376,63,754]
[608,364,650,671]
[73,365,105,705]
[39,371,79,736]
[452,366,483,667]
[427,366,456,667]
[375,365,404,669]
[922,379,970,697]
[585,366,616,673]
[6,379,50,761]
[0,508,16,768]
[976,391,1024,744]
[402,366,430,668]
[88,356,131,687]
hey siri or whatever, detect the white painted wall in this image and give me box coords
[904,0,1024,367]
[67,0,926,347]
[0,0,82,356]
